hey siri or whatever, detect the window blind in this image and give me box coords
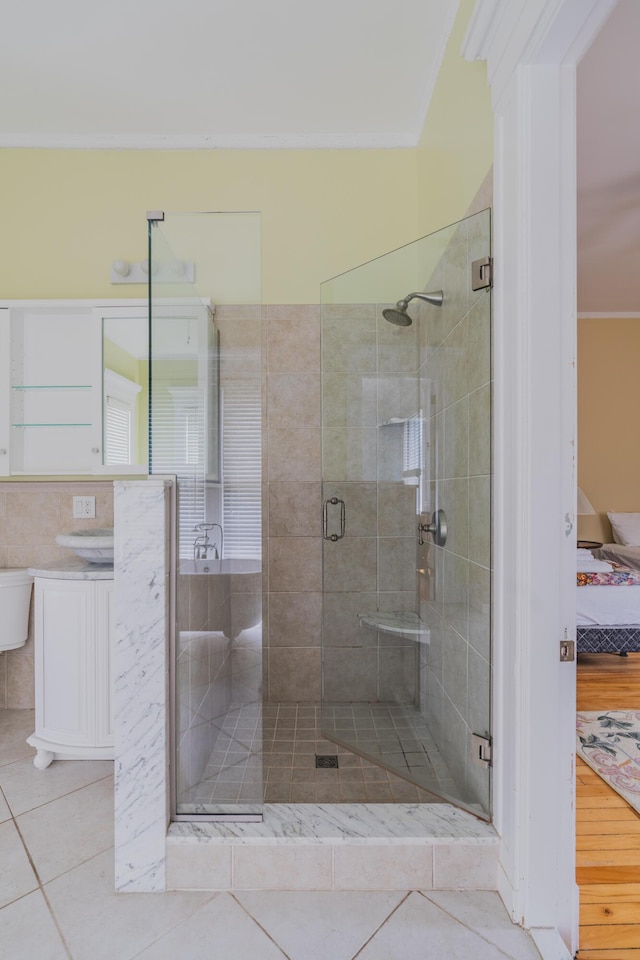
[151,384,205,559]
[222,379,261,560]
[104,396,131,465]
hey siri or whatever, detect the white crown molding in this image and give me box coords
[463,0,617,107]
[0,131,418,151]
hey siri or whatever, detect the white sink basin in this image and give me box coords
[56,528,114,564]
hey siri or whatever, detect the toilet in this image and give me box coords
[0,569,34,652]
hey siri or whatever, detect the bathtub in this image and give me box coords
[179,558,261,576]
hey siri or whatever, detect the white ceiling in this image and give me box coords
[577,0,640,313]
[0,0,459,148]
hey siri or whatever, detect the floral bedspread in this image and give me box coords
[577,565,640,586]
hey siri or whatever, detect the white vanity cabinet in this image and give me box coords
[27,569,114,769]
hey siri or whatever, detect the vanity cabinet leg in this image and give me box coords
[33,749,54,770]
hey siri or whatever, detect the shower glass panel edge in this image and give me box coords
[149,212,264,822]
[320,210,492,821]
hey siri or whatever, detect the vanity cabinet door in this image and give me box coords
[34,578,92,747]
[7,304,102,475]
[31,577,114,762]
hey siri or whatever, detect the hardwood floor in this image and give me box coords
[577,652,640,958]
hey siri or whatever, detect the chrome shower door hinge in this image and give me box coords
[472,256,493,291]
[471,733,492,769]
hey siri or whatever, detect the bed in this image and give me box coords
[597,543,640,571]
[577,554,640,654]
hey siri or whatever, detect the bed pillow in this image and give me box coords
[607,512,640,546]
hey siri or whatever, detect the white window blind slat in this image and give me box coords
[222,380,261,560]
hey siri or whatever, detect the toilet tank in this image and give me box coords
[0,569,34,652]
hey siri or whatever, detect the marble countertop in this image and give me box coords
[27,559,114,580]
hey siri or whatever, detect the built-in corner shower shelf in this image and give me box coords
[358,611,430,644]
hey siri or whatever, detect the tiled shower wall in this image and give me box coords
[0,481,114,708]
[216,305,419,706]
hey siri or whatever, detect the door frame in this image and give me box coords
[464,1,618,955]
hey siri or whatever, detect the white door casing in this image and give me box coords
[464,0,618,954]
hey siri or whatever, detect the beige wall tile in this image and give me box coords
[322,647,378,701]
[268,428,321,482]
[232,844,332,890]
[267,305,321,323]
[468,383,491,479]
[269,538,321,593]
[0,654,6,709]
[321,316,377,374]
[267,374,320,428]
[432,844,498,890]
[323,538,377,594]
[166,843,232,891]
[268,592,322,648]
[268,648,321,701]
[267,313,320,374]
[269,483,321,538]
[333,845,433,890]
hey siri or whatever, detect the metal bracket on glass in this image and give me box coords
[472,256,493,291]
[418,509,447,547]
[471,733,492,769]
[323,497,346,541]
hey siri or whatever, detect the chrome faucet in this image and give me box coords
[193,523,223,561]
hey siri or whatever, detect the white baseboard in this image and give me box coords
[528,927,573,960]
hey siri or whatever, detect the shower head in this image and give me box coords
[382,290,444,326]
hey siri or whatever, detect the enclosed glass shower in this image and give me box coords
[320,209,492,819]
[150,208,492,823]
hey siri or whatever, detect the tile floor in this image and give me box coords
[185,701,447,811]
[1,709,542,960]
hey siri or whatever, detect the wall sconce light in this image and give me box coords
[110,259,195,284]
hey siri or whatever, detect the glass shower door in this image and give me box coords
[320,210,492,820]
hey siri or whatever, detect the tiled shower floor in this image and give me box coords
[183,701,457,809]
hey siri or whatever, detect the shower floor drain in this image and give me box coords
[315,754,339,769]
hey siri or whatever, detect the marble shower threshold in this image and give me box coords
[166,803,499,892]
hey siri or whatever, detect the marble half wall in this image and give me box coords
[113,477,173,893]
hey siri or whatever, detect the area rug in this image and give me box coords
[577,710,640,813]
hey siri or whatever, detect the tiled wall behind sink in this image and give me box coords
[0,481,115,709]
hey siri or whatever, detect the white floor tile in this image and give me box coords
[0,889,69,960]
[356,891,523,960]
[17,775,115,884]
[425,891,542,960]
[0,757,113,817]
[132,893,288,959]
[0,787,10,823]
[0,709,35,767]
[0,819,38,909]
[44,849,216,960]
[235,890,406,960]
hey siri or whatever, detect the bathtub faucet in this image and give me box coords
[193,523,223,561]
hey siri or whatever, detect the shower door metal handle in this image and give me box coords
[323,497,346,542]
[418,508,447,547]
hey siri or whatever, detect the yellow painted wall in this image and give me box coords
[416,0,493,235]
[0,149,419,304]
[578,317,640,542]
